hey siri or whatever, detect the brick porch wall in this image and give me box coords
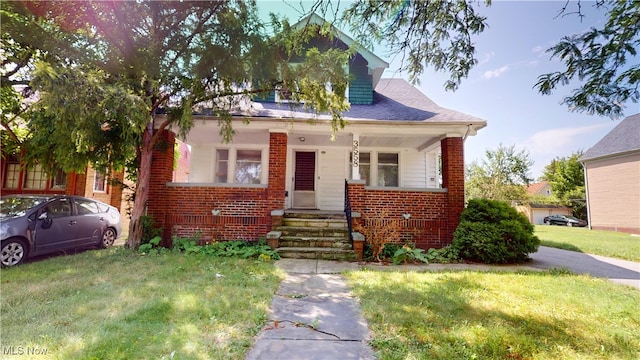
[347,136,465,250]
[147,130,288,244]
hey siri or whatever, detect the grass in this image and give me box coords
[535,225,640,262]
[0,247,283,359]
[346,269,640,360]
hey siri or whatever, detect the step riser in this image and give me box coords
[282,219,348,228]
[279,229,348,238]
[278,250,357,261]
[279,239,351,249]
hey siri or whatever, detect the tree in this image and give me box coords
[541,151,586,218]
[2,1,351,248]
[535,0,639,118]
[465,144,533,201]
[340,0,491,90]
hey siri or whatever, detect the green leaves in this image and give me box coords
[343,0,491,90]
[535,1,640,118]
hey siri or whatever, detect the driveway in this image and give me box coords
[529,246,640,289]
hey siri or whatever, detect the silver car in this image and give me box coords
[1,195,122,267]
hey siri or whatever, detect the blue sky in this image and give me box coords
[258,1,640,179]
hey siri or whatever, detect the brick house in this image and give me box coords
[581,113,640,234]
[145,14,487,256]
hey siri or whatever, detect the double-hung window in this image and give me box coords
[23,164,47,190]
[94,171,107,192]
[377,153,399,187]
[215,148,263,184]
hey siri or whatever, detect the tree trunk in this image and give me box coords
[126,122,154,249]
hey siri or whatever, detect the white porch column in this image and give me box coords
[351,134,360,180]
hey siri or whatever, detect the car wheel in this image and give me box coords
[101,228,117,249]
[1,239,27,267]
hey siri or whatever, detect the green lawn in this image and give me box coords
[0,247,283,359]
[535,225,640,262]
[346,269,640,360]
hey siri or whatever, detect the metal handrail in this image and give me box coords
[344,179,353,244]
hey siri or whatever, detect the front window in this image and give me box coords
[235,150,261,184]
[23,164,47,189]
[215,149,229,183]
[51,168,67,189]
[4,162,20,189]
[94,171,107,192]
[378,153,399,187]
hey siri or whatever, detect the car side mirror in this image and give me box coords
[39,212,53,229]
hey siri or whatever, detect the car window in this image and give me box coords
[0,196,49,218]
[46,198,72,219]
[75,198,100,215]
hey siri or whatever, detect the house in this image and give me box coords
[527,181,552,197]
[516,181,572,224]
[581,113,640,234]
[145,14,487,257]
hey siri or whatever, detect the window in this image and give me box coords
[378,153,399,187]
[235,150,262,184]
[45,198,72,219]
[23,164,47,189]
[4,162,20,189]
[75,198,100,215]
[350,152,371,185]
[94,171,107,192]
[51,168,67,189]
[215,149,229,183]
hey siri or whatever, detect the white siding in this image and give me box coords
[317,149,346,210]
[402,150,427,187]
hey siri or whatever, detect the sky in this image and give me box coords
[258,0,640,180]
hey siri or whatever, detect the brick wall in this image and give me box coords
[346,136,466,250]
[147,130,288,244]
[441,137,465,243]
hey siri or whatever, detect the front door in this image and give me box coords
[293,151,316,208]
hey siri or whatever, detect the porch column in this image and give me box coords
[267,130,288,223]
[351,134,360,180]
[441,137,465,244]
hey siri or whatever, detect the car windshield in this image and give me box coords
[0,196,49,218]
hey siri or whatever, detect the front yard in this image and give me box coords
[1,226,638,359]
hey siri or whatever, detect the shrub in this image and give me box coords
[354,211,401,262]
[450,199,540,264]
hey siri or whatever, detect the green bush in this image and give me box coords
[450,199,540,264]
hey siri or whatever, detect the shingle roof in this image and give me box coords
[252,78,486,124]
[526,181,549,196]
[581,113,640,161]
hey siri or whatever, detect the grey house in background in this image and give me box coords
[581,113,640,234]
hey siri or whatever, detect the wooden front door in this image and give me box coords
[293,151,316,208]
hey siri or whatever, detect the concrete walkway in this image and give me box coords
[246,259,375,360]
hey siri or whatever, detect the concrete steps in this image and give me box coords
[273,211,357,261]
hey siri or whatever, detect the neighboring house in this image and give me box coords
[527,181,552,197]
[516,204,572,225]
[581,113,640,234]
[146,14,487,252]
[516,181,572,224]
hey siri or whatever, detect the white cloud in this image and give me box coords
[521,123,610,157]
[482,65,509,79]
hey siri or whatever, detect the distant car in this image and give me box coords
[543,214,587,227]
[0,195,122,267]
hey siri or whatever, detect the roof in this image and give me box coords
[252,78,486,125]
[526,181,549,196]
[581,113,640,161]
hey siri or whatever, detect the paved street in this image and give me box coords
[529,246,640,289]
